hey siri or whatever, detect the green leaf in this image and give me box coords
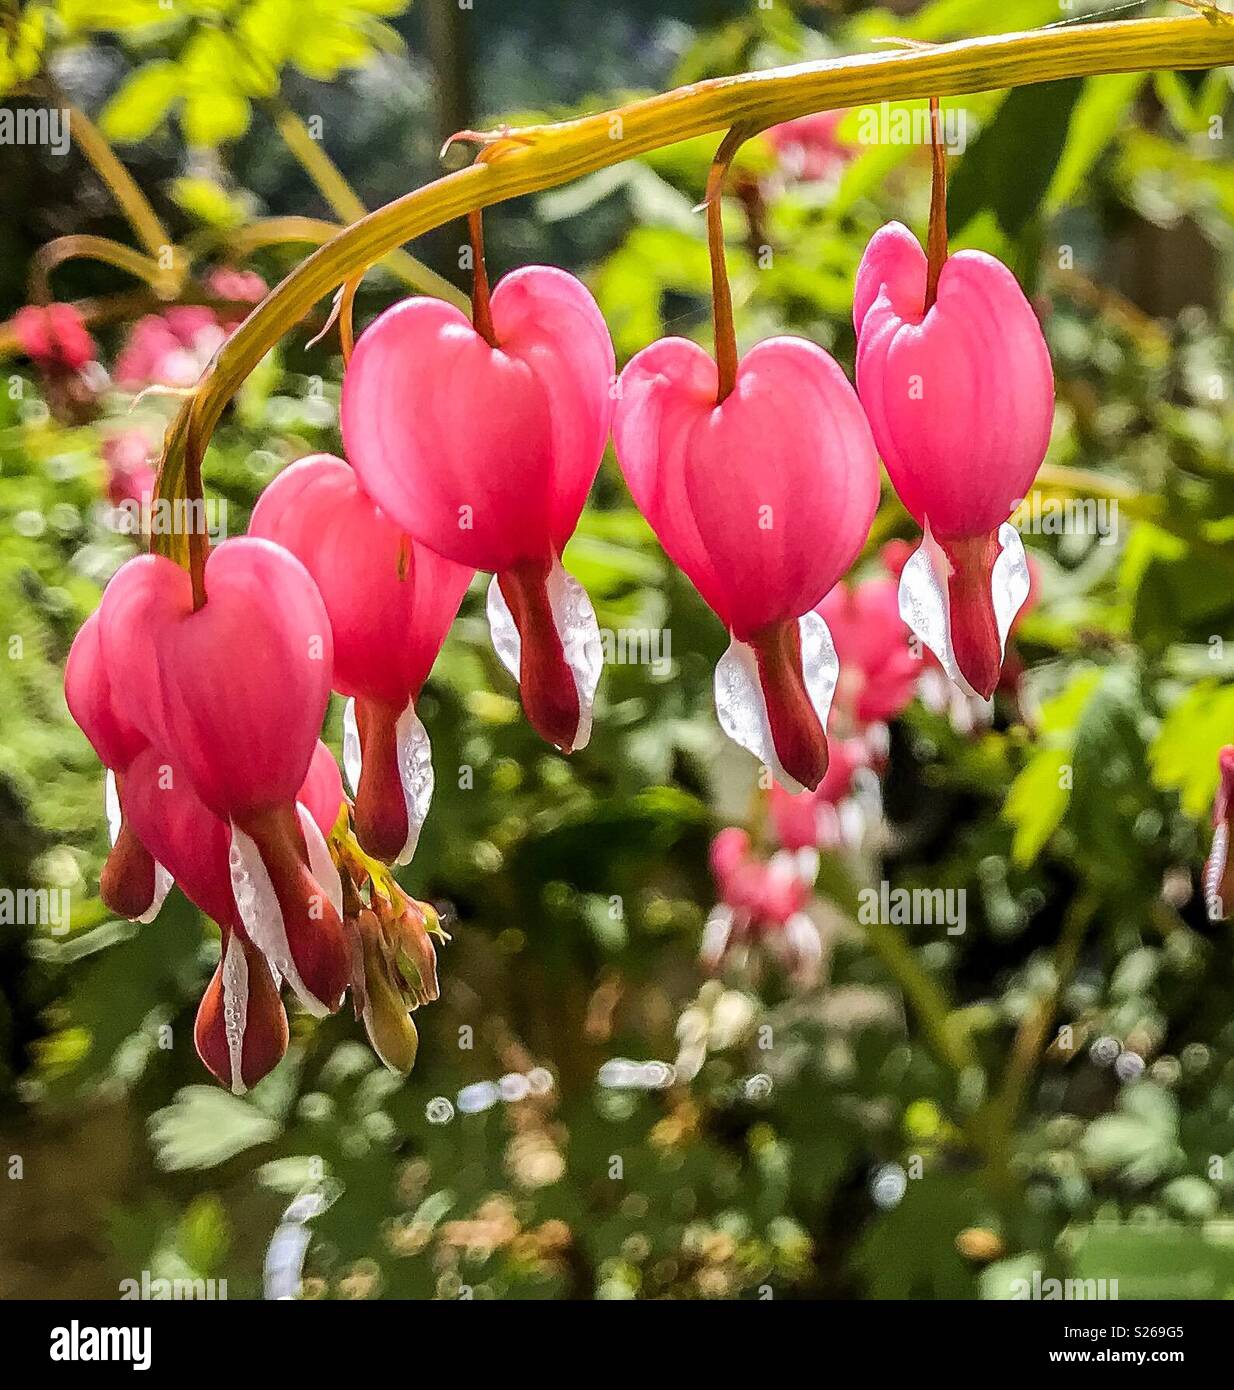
[1045,73,1145,213]
[949,79,1083,238]
[1070,1222,1234,1299]
[1005,745,1072,867]
[182,87,251,147]
[1149,681,1234,818]
[99,62,182,142]
[149,1086,281,1171]
[169,175,249,231]
[177,1194,231,1272]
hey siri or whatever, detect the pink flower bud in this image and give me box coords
[96,540,348,1014]
[613,335,878,790]
[249,453,472,863]
[341,267,615,754]
[65,610,167,921]
[854,222,1053,698]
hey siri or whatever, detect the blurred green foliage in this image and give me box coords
[1,0,1234,1302]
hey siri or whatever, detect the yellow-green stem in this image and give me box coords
[152,15,1234,564]
[51,91,173,259]
[30,234,179,304]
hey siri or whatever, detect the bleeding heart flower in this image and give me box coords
[1204,746,1234,922]
[340,267,614,753]
[854,221,1053,699]
[613,335,879,790]
[816,575,920,728]
[96,539,348,1015]
[114,306,227,391]
[703,828,819,984]
[101,429,157,510]
[64,610,171,922]
[194,928,289,1094]
[14,302,100,423]
[122,739,343,932]
[768,737,867,852]
[249,453,472,863]
[204,265,267,327]
[14,302,95,372]
[765,111,853,183]
[124,739,342,1092]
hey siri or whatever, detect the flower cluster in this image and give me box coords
[64,169,1059,1083]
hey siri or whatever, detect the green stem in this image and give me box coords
[29,234,178,304]
[982,894,1096,1150]
[857,914,977,1078]
[151,15,1234,566]
[42,86,173,259]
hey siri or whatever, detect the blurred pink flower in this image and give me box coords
[768,737,868,851]
[205,266,267,327]
[818,576,920,728]
[101,429,156,509]
[704,828,819,984]
[114,307,228,391]
[13,302,96,372]
[765,111,853,182]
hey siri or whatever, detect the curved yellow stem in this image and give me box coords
[151,15,1234,565]
[51,93,173,258]
[29,234,180,303]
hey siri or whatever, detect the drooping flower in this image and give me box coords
[64,609,171,922]
[703,827,819,984]
[13,301,100,421]
[121,739,343,935]
[613,336,879,790]
[113,306,228,391]
[94,539,349,1015]
[121,739,343,1093]
[340,267,615,753]
[854,221,1053,698]
[765,111,853,183]
[194,928,290,1095]
[13,302,95,372]
[817,575,919,729]
[249,453,472,863]
[768,735,869,851]
[1204,747,1234,922]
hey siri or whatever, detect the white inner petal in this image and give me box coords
[992,522,1032,654]
[107,770,173,923]
[297,802,343,924]
[713,610,838,793]
[898,521,1029,701]
[229,821,329,1018]
[219,930,250,1095]
[136,862,174,925]
[486,556,604,751]
[341,697,361,795]
[105,769,122,846]
[340,697,434,866]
